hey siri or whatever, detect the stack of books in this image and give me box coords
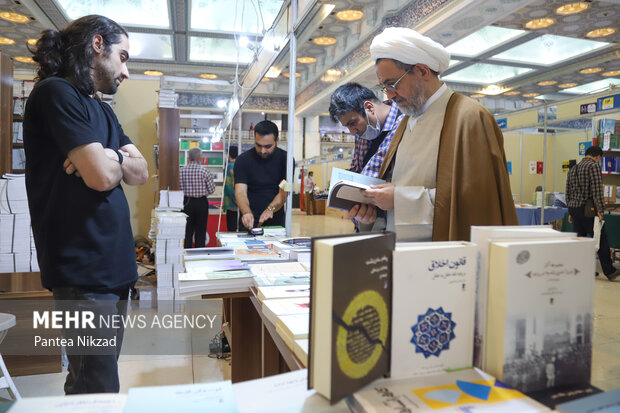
[148,209,187,310]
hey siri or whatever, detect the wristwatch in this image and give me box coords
[267,205,276,213]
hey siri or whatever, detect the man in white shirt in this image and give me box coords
[350,27,517,241]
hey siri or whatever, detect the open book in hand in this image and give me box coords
[326,168,386,211]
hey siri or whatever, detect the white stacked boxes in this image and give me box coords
[0,175,39,273]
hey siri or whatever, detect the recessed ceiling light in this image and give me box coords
[558,82,578,88]
[525,18,555,29]
[326,69,342,76]
[537,80,557,86]
[265,67,281,78]
[297,56,317,64]
[0,37,14,45]
[200,73,218,79]
[0,12,29,23]
[586,28,616,38]
[526,99,541,103]
[470,94,485,98]
[144,70,163,76]
[579,67,603,74]
[283,72,301,78]
[13,56,34,64]
[335,10,364,22]
[522,92,539,97]
[556,2,589,15]
[261,77,270,82]
[602,70,620,77]
[313,37,337,46]
[503,90,521,95]
[27,38,37,46]
[481,85,506,95]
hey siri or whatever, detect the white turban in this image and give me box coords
[370,27,450,74]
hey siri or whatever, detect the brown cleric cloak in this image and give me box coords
[379,92,518,241]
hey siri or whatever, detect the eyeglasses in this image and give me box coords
[379,69,411,94]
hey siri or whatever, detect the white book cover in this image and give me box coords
[275,313,309,348]
[392,242,476,379]
[486,238,594,393]
[124,381,237,413]
[8,393,127,413]
[262,297,309,326]
[350,368,550,412]
[233,369,350,413]
[469,225,574,370]
[257,285,310,302]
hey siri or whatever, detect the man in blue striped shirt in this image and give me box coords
[329,83,403,178]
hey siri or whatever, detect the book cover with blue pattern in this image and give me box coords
[391,242,476,379]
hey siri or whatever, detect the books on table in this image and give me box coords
[256,285,310,302]
[124,381,237,413]
[391,241,476,379]
[183,247,236,261]
[233,369,350,413]
[469,226,575,370]
[309,232,395,403]
[6,394,127,413]
[275,313,310,350]
[250,262,310,287]
[485,237,594,393]
[262,297,309,327]
[177,270,254,296]
[326,168,386,211]
[349,368,550,412]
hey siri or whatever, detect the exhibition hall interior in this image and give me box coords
[0,0,618,411]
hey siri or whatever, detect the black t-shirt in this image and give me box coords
[23,77,137,291]
[234,147,288,221]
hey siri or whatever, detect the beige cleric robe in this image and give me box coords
[379,91,518,241]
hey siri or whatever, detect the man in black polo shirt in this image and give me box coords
[23,15,148,393]
[234,120,288,229]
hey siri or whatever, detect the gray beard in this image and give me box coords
[397,91,427,118]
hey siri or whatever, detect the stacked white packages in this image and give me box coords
[149,209,187,310]
[0,174,38,272]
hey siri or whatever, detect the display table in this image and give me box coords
[515,206,567,225]
[205,289,302,383]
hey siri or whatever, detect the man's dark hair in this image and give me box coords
[329,82,380,123]
[228,145,238,159]
[585,145,603,157]
[375,58,439,77]
[30,15,128,95]
[254,120,279,141]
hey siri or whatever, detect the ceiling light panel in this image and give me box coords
[128,32,173,60]
[441,63,532,85]
[586,28,616,39]
[190,37,254,64]
[491,34,610,66]
[191,0,284,33]
[555,2,589,15]
[446,26,526,57]
[55,0,170,29]
[335,10,364,21]
[561,78,619,95]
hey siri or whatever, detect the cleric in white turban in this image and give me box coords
[349,26,517,249]
[370,27,450,74]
